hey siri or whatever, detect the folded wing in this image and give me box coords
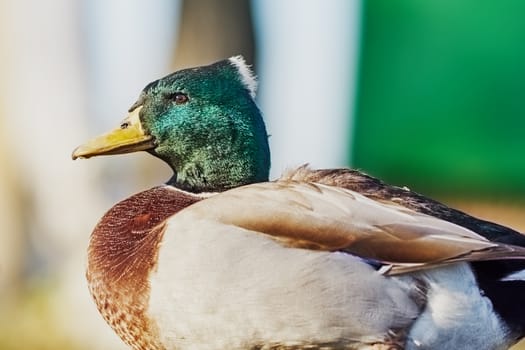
[186,181,525,275]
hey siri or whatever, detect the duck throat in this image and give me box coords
[150,101,271,193]
[159,127,271,192]
[87,186,203,349]
[168,153,270,193]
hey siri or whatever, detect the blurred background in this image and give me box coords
[0,0,524,349]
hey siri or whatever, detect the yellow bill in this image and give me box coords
[72,106,155,160]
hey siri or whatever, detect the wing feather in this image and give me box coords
[186,181,525,274]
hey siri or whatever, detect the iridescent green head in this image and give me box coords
[72,56,270,192]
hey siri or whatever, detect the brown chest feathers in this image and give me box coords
[87,186,202,350]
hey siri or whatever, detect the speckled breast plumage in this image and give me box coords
[86,186,201,350]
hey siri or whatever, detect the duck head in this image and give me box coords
[72,56,270,192]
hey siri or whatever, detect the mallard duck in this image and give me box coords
[72,56,525,350]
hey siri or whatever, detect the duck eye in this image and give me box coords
[168,92,189,105]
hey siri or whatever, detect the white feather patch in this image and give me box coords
[405,264,511,350]
[501,269,525,281]
[229,55,257,98]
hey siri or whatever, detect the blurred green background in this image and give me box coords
[354,1,525,197]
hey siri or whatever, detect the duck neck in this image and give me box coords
[159,107,271,193]
[166,149,270,193]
